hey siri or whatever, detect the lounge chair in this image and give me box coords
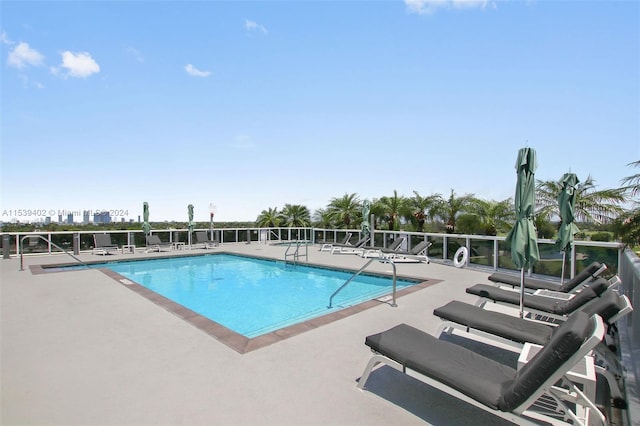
[466,277,612,321]
[433,291,633,407]
[360,237,406,258]
[93,234,120,255]
[319,233,352,252]
[195,231,219,248]
[381,240,432,263]
[488,261,608,293]
[145,235,173,252]
[331,235,370,254]
[358,312,606,426]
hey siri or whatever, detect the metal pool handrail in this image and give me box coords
[19,235,89,271]
[328,258,398,308]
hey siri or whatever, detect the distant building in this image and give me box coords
[44,217,51,225]
[83,210,90,224]
[93,212,111,224]
[58,215,63,224]
[67,213,73,224]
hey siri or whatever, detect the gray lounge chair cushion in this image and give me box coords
[487,261,603,293]
[579,290,625,323]
[488,272,562,291]
[467,278,609,315]
[365,323,517,410]
[558,262,605,292]
[498,311,592,411]
[433,301,552,346]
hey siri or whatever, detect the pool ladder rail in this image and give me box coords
[284,240,309,265]
[19,234,90,271]
[328,258,398,309]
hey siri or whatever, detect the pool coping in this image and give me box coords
[30,251,442,354]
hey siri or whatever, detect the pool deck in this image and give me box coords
[0,243,577,425]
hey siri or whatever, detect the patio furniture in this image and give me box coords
[488,261,607,293]
[319,233,352,252]
[381,240,432,263]
[358,312,606,426]
[145,235,172,252]
[92,234,120,255]
[195,231,219,248]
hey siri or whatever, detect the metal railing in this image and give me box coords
[284,241,308,265]
[19,234,89,271]
[1,227,624,276]
[329,258,398,308]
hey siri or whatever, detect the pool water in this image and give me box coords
[88,254,418,338]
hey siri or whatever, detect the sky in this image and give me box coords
[1,0,639,224]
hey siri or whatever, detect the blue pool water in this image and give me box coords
[75,254,418,338]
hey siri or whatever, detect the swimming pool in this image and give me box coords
[80,254,419,338]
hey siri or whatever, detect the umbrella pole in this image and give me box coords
[519,267,525,318]
[560,250,566,285]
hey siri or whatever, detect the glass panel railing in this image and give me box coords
[469,238,494,268]
[576,244,619,278]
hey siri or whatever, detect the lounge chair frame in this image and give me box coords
[381,240,432,263]
[358,315,606,426]
[145,235,173,252]
[92,234,120,255]
[467,277,616,323]
[489,262,607,293]
[331,236,370,254]
[360,237,406,258]
[319,233,352,252]
[195,231,219,249]
[434,294,633,405]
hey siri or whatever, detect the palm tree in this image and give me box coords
[536,175,626,224]
[614,160,640,247]
[280,204,311,227]
[312,208,333,228]
[256,207,281,227]
[467,197,514,236]
[374,190,408,231]
[433,189,475,233]
[327,193,361,228]
[620,160,640,199]
[408,191,443,232]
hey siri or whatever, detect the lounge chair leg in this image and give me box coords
[357,354,403,390]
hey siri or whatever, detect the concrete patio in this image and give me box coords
[0,242,619,425]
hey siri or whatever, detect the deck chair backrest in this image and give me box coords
[410,240,431,255]
[340,233,353,245]
[387,237,405,252]
[146,235,161,245]
[352,236,369,247]
[498,311,595,412]
[558,261,607,292]
[553,277,610,315]
[94,234,113,247]
[579,290,627,324]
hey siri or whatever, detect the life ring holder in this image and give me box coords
[453,247,468,268]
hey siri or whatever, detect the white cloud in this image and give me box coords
[1,30,14,45]
[8,42,44,68]
[126,46,144,63]
[59,51,100,78]
[245,19,268,34]
[185,63,211,77]
[405,0,494,14]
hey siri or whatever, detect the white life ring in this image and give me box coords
[453,247,468,268]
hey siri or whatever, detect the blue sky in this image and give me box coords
[2,0,639,223]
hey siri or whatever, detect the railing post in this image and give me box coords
[73,233,80,255]
[2,234,10,259]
